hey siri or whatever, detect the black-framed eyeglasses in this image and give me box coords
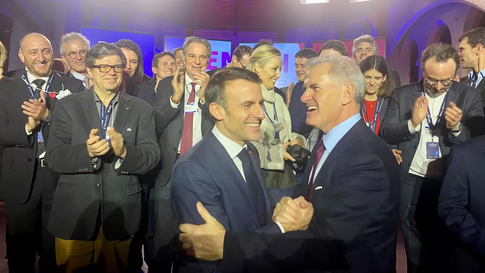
[238,59,247,69]
[91,64,124,73]
[66,50,87,59]
[424,76,454,87]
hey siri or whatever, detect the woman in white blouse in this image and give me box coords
[246,44,307,199]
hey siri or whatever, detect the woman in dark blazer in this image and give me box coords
[360,55,402,164]
[115,39,155,106]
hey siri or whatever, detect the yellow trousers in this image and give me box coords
[55,227,132,273]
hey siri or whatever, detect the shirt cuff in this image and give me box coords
[170,96,180,109]
[25,125,33,135]
[407,120,421,134]
[448,122,462,137]
[275,221,286,234]
[199,100,205,105]
[115,158,123,170]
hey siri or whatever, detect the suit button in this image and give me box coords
[27,158,32,162]
[96,184,100,187]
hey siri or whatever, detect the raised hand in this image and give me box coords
[193,72,210,103]
[22,90,47,122]
[171,66,185,104]
[106,127,126,158]
[444,102,462,131]
[411,95,428,128]
[86,129,110,158]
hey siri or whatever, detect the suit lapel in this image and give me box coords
[411,81,423,106]
[247,144,271,214]
[113,92,132,132]
[445,83,460,110]
[81,88,103,134]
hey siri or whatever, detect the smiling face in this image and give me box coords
[295,57,310,82]
[121,48,138,79]
[62,38,88,74]
[185,42,209,80]
[212,79,265,146]
[19,33,53,78]
[255,56,282,90]
[354,42,375,64]
[174,49,185,69]
[153,55,176,80]
[87,55,123,93]
[302,62,357,133]
[364,69,386,97]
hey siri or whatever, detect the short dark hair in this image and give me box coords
[458,27,485,48]
[85,42,126,69]
[319,40,349,56]
[251,39,274,54]
[114,39,144,83]
[205,67,261,111]
[173,47,183,55]
[233,45,252,60]
[360,55,395,98]
[420,43,459,72]
[295,48,317,59]
[152,52,175,67]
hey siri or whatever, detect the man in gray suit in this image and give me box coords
[380,43,485,273]
[146,36,215,272]
[45,42,160,272]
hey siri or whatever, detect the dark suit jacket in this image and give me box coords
[0,72,84,204]
[220,120,400,273]
[45,88,160,241]
[126,81,156,106]
[380,80,485,180]
[391,69,401,88]
[289,82,313,138]
[461,76,485,112]
[171,131,277,272]
[438,135,485,269]
[152,75,214,189]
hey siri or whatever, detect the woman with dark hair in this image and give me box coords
[115,39,155,105]
[360,55,402,163]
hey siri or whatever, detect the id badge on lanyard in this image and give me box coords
[262,102,283,140]
[424,92,446,159]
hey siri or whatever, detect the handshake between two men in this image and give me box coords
[178,196,314,261]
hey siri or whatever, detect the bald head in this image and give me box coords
[18,32,53,78]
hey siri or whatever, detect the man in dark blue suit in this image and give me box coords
[177,56,400,273]
[438,136,485,272]
[170,67,285,272]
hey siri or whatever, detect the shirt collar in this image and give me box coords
[185,72,198,89]
[212,125,247,160]
[26,69,50,86]
[70,70,89,81]
[94,90,120,105]
[468,68,485,81]
[323,113,361,153]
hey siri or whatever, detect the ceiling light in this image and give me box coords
[300,0,330,4]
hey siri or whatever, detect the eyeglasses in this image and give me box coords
[66,50,87,59]
[91,64,124,73]
[424,76,454,87]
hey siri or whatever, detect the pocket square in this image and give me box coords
[127,128,132,132]
[315,186,323,191]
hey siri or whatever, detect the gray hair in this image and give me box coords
[182,36,212,58]
[420,43,459,72]
[85,42,126,68]
[352,34,379,58]
[308,56,366,103]
[60,32,90,55]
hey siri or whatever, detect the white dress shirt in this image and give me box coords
[408,90,460,178]
[211,126,247,181]
[170,73,204,153]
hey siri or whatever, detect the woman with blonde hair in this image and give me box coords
[247,44,307,203]
[0,40,8,83]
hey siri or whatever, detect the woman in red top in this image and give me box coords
[360,55,402,164]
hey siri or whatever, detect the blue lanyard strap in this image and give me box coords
[361,97,384,133]
[423,91,447,130]
[97,93,118,139]
[21,71,54,99]
[262,102,278,124]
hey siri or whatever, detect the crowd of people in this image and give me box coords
[0,26,484,273]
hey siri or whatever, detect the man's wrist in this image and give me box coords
[171,95,181,104]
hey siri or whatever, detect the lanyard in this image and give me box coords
[361,97,384,133]
[262,102,278,123]
[21,71,54,99]
[423,91,447,136]
[97,93,118,139]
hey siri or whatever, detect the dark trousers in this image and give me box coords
[400,173,453,273]
[4,164,57,273]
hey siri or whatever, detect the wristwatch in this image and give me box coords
[450,123,463,133]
